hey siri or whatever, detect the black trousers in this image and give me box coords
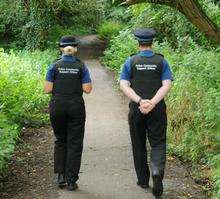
[49,97,85,183]
[128,101,167,185]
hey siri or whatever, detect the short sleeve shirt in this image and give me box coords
[46,55,92,84]
[120,50,173,81]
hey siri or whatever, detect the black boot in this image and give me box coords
[152,169,163,197]
[137,164,150,189]
[58,174,66,188]
[67,182,78,191]
[137,181,149,189]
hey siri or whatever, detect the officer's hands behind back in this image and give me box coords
[139,99,155,115]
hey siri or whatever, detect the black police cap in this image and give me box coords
[133,28,156,42]
[59,36,78,47]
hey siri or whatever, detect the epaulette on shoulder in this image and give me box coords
[155,53,164,58]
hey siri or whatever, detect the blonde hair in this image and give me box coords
[61,46,77,55]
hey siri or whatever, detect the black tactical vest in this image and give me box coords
[52,58,84,98]
[130,54,164,100]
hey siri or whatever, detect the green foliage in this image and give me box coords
[198,0,220,26]
[97,1,132,40]
[104,4,132,23]
[102,29,220,197]
[211,154,220,198]
[167,49,220,162]
[102,29,137,70]
[129,3,213,48]
[0,49,57,171]
[97,20,124,40]
[0,0,105,49]
[0,49,57,126]
[0,114,19,171]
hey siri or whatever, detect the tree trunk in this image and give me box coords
[124,0,220,44]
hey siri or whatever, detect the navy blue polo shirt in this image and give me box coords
[120,50,173,81]
[46,55,92,84]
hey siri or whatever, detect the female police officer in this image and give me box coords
[44,36,92,191]
[120,28,173,198]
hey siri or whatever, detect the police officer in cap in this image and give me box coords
[120,28,173,198]
[44,36,92,191]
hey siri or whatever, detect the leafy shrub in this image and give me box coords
[102,29,137,70]
[0,49,57,171]
[97,20,124,40]
[102,29,220,197]
[104,5,132,23]
[211,154,220,198]
[0,114,19,171]
[198,0,220,26]
[0,0,105,49]
[0,49,56,126]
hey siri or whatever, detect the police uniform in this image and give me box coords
[46,36,91,189]
[120,29,173,197]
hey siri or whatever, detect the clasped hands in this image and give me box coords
[139,99,156,115]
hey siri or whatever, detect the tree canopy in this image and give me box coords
[114,0,220,43]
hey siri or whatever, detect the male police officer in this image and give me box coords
[120,28,173,198]
[44,36,92,191]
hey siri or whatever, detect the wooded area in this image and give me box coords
[0,0,219,198]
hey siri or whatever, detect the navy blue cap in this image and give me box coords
[59,36,78,47]
[133,28,156,42]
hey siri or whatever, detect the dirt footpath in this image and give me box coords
[0,59,207,199]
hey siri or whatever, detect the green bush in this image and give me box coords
[167,48,220,198]
[102,29,137,70]
[0,0,105,49]
[0,49,56,126]
[0,114,19,171]
[104,5,132,23]
[0,49,57,172]
[97,20,124,40]
[102,29,220,198]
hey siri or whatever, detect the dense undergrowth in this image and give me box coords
[0,49,56,171]
[0,0,106,49]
